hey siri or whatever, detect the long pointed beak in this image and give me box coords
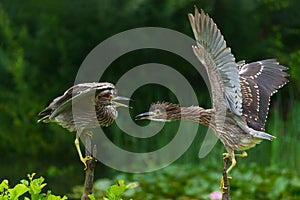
[113,96,132,101]
[111,95,132,108]
[135,111,154,120]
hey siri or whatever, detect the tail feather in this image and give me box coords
[249,128,275,141]
[38,107,52,116]
[37,115,50,123]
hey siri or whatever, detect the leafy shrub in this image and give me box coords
[89,180,137,200]
[0,174,136,200]
[0,173,67,200]
[71,163,300,200]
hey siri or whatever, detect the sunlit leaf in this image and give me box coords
[8,184,29,199]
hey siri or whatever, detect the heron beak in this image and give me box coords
[113,96,132,101]
[135,111,155,120]
[111,96,132,108]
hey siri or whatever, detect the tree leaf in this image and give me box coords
[8,184,29,199]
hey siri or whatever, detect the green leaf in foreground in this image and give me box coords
[0,173,68,200]
[104,180,136,200]
[8,183,29,199]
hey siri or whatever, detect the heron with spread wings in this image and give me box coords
[136,7,289,187]
[38,82,130,169]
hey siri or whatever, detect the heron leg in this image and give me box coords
[75,131,92,170]
[220,175,232,192]
[220,151,247,192]
[220,151,235,192]
[235,151,248,158]
[223,151,247,173]
[226,156,236,174]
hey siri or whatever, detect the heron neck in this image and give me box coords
[168,106,213,127]
[96,105,117,126]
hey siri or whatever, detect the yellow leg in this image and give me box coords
[220,154,233,192]
[223,152,231,159]
[235,151,247,158]
[226,156,236,174]
[74,138,92,170]
[220,176,225,192]
[222,151,247,174]
[220,151,247,192]
[220,175,232,192]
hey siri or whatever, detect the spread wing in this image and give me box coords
[239,59,289,130]
[38,82,115,120]
[188,7,242,116]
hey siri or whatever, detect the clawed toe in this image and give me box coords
[220,175,233,193]
[81,156,93,170]
[220,176,227,193]
[223,153,231,159]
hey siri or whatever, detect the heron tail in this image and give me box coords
[37,115,50,123]
[249,128,276,141]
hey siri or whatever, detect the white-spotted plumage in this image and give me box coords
[136,7,289,176]
[239,59,289,131]
[188,7,289,141]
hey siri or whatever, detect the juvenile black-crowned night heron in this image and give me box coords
[135,7,289,187]
[38,82,130,169]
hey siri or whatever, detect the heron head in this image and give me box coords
[97,89,131,108]
[135,102,180,122]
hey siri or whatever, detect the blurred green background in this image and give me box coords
[0,0,299,199]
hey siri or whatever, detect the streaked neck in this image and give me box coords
[168,106,213,127]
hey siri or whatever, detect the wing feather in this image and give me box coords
[39,82,115,119]
[239,59,289,130]
[188,7,242,115]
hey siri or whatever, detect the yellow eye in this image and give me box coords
[155,109,160,115]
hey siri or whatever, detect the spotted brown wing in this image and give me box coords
[239,59,289,130]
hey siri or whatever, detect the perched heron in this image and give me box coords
[38,82,130,169]
[135,7,289,185]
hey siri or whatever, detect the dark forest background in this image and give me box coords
[0,0,299,198]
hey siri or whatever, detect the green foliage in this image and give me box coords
[80,164,300,200]
[1,175,136,200]
[71,180,137,200]
[0,179,28,200]
[102,180,136,200]
[0,173,67,200]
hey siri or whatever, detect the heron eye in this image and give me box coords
[155,109,160,115]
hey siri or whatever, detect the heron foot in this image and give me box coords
[223,151,247,160]
[81,156,93,170]
[236,151,248,158]
[75,138,93,170]
[220,175,232,193]
[223,151,246,174]
[223,152,231,159]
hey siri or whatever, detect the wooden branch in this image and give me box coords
[222,157,231,200]
[81,134,97,200]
